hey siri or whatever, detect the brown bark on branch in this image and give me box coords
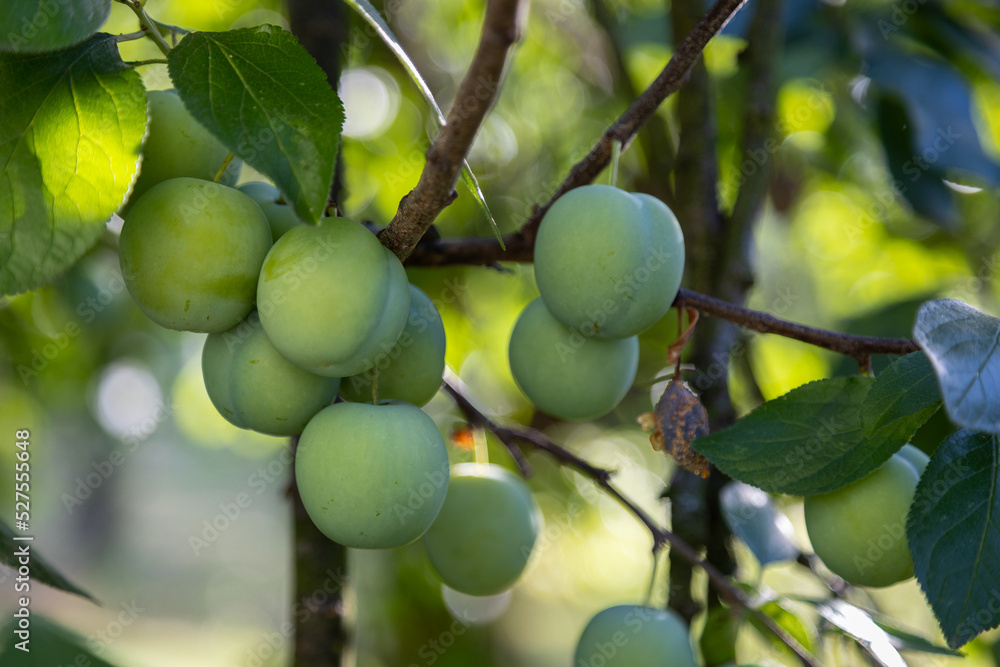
[441,374,820,667]
[378,0,524,261]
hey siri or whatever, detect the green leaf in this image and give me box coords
[166,26,343,223]
[913,299,1000,434]
[0,0,110,54]
[861,351,941,437]
[0,33,147,296]
[870,617,963,657]
[813,599,906,667]
[341,0,503,245]
[748,600,815,656]
[693,377,912,496]
[0,518,95,601]
[906,429,1000,648]
[0,616,116,665]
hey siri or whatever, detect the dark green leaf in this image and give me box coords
[913,299,1000,434]
[0,33,147,295]
[0,518,95,601]
[0,0,110,53]
[166,26,343,223]
[814,599,906,667]
[693,377,911,495]
[720,482,799,565]
[341,0,502,244]
[748,600,815,656]
[861,351,941,437]
[699,606,738,666]
[0,616,116,665]
[907,429,1000,648]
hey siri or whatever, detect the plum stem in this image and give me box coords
[213,154,236,184]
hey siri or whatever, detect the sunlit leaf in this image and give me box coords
[0,33,146,295]
[0,0,110,53]
[167,26,343,223]
[907,429,1000,648]
[341,0,502,244]
[814,599,906,667]
[913,299,1000,434]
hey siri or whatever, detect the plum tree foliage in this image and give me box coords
[5,0,1000,664]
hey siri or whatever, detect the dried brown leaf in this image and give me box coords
[650,377,710,478]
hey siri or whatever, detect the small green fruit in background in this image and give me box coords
[340,284,446,407]
[118,177,271,333]
[295,402,449,549]
[423,463,539,596]
[897,443,930,477]
[533,185,684,339]
[201,313,339,436]
[509,298,638,421]
[238,181,304,242]
[804,454,919,587]
[257,218,410,377]
[125,90,241,210]
[574,605,697,667]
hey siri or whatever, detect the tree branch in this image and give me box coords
[441,373,820,667]
[676,287,920,361]
[378,0,524,261]
[498,0,748,253]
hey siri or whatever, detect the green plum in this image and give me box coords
[340,284,446,406]
[201,313,339,436]
[294,401,449,549]
[257,218,410,377]
[238,181,304,242]
[804,454,919,587]
[897,443,930,477]
[125,90,241,210]
[423,463,539,596]
[509,298,638,421]
[119,177,272,333]
[533,185,684,339]
[574,605,696,667]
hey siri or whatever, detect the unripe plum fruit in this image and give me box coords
[295,402,449,549]
[125,90,241,210]
[804,454,919,587]
[340,284,446,406]
[238,181,304,242]
[423,463,539,596]
[534,185,684,339]
[201,313,339,436]
[119,177,272,333]
[257,218,410,377]
[508,298,638,421]
[574,605,697,667]
[897,443,930,477]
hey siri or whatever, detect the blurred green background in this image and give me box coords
[2,0,1000,664]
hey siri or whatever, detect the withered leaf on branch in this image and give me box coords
[650,377,711,478]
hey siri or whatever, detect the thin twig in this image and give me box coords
[114,0,172,56]
[676,288,920,361]
[378,0,524,261]
[441,372,820,667]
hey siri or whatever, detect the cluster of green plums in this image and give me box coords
[116,89,545,597]
[803,443,928,588]
[509,184,685,421]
